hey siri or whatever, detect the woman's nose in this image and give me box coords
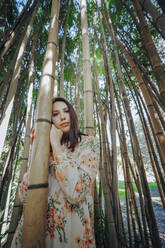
[60,113,66,120]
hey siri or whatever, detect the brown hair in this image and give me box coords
[52,97,85,151]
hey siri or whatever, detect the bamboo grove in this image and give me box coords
[0,0,165,247]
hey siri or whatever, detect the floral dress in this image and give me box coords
[11,135,99,248]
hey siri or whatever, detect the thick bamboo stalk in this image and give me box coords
[81,0,94,136]
[22,0,60,247]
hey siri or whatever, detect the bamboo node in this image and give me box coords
[36,118,51,124]
[47,41,58,47]
[41,73,55,80]
[22,157,28,160]
[28,183,48,190]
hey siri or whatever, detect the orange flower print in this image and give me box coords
[85,227,92,235]
[75,236,81,245]
[75,187,81,194]
[57,214,62,221]
[69,161,74,167]
[84,218,89,226]
[88,238,94,245]
[80,160,85,165]
[56,169,65,183]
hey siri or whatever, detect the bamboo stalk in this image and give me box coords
[81,0,94,136]
[22,0,60,247]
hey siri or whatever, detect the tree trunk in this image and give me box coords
[22,0,60,247]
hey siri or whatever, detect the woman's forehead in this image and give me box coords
[53,101,68,111]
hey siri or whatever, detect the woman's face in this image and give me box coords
[52,101,71,133]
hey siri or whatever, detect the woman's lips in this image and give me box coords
[60,122,69,127]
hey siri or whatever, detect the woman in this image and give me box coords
[11,97,100,248]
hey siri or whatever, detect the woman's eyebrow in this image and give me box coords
[52,107,68,113]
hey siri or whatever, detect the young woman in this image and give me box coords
[11,97,100,248]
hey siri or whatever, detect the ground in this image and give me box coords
[120,187,165,247]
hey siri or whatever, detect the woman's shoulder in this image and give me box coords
[79,135,99,149]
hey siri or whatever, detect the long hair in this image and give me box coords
[52,97,85,151]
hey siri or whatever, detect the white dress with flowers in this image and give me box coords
[11,135,99,248]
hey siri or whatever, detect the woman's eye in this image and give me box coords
[65,110,69,113]
[52,113,58,117]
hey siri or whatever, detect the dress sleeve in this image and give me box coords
[52,136,100,204]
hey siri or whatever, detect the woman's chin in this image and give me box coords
[61,127,70,133]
